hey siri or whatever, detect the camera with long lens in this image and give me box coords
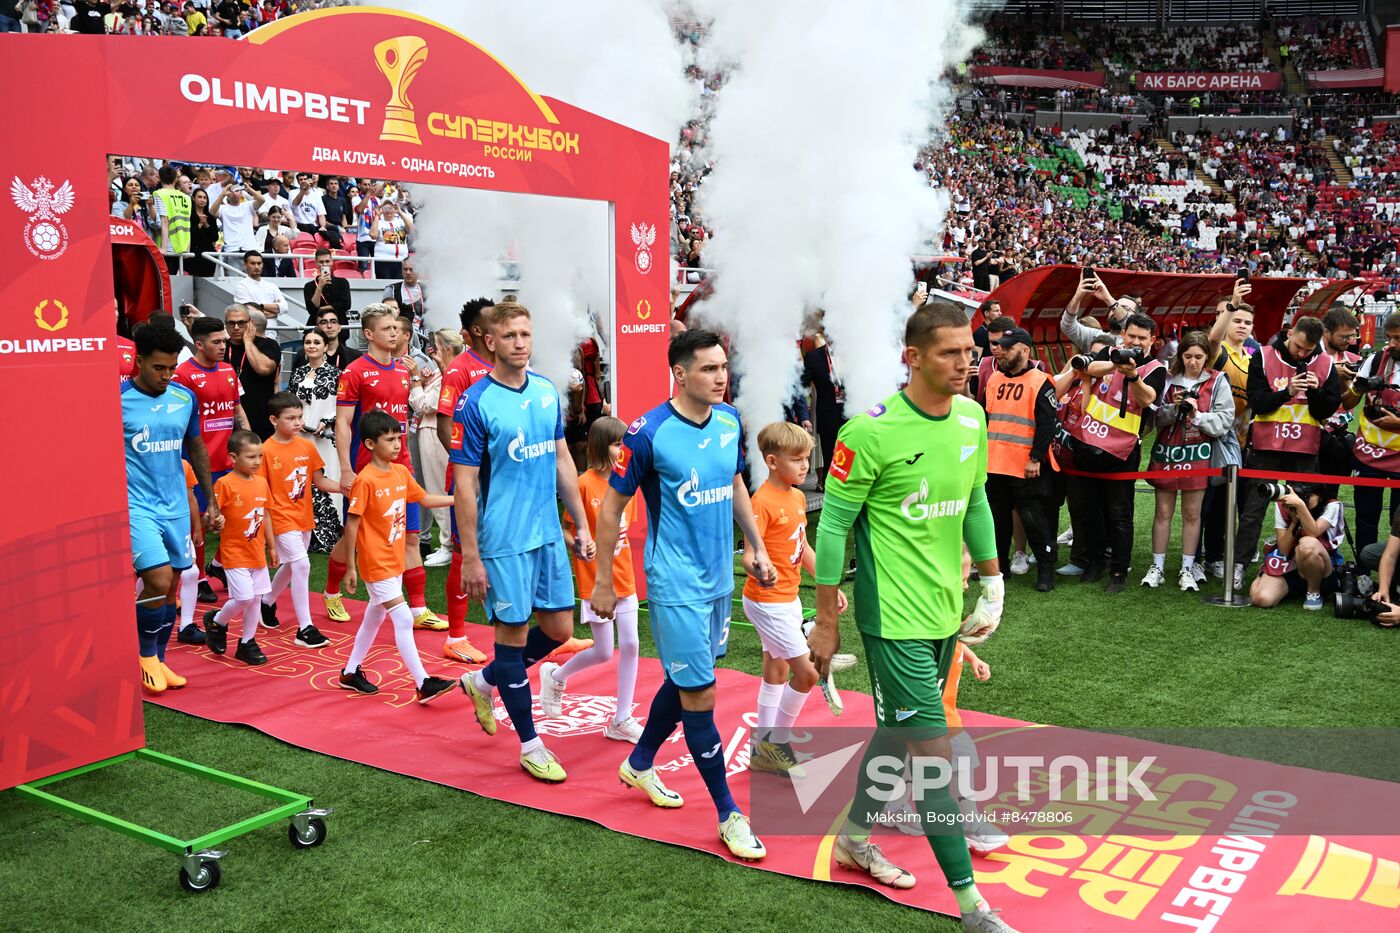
[1335,563,1390,621]
[1109,346,1145,366]
[1354,374,1389,394]
[1255,481,1291,501]
[1070,353,1094,372]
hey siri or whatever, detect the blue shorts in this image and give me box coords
[131,511,194,574]
[648,596,732,691]
[191,468,229,513]
[483,539,574,625]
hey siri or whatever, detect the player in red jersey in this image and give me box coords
[174,315,250,603]
[431,297,496,663]
[321,304,442,631]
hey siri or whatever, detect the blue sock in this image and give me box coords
[479,644,504,687]
[492,644,536,743]
[628,679,683,772]
[136,604,163,657]
[522,626,563,668]
[682,709,738,821]
[156,603,178,661]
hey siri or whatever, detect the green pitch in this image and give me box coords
[4,491,1397,932]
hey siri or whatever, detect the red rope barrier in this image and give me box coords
[1237,468,1400,489]
[1048,465,1400,487]
[1056,465,1223,481]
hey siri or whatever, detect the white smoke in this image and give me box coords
[377,0,695,390]
[689,1,979,434]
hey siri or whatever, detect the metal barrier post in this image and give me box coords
[1204,463,1250,608]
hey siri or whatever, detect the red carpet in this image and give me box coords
[149,592,1400,931]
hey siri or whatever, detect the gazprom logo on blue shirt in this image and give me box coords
[676,468,733,509]
[129,426,182,455]
[507,427,556,463]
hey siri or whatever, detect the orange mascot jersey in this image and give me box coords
[259,436,325,534]
[743,483,808,603]
[214,472,271,569]
[347,463,425,583]
[565,469,638,599]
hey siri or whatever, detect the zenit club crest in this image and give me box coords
[11,176,74,261]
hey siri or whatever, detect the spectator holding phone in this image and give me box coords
[211,179,263,256]
[112,176,156,239]
[304,248,351,322]
[1061,272,1141,352]
[291,171,343,249]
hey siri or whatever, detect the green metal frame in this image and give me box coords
[13,748,312,856]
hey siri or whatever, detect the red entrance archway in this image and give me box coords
[1,8,669,787]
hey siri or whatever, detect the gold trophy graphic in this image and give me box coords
[374,36,429,145]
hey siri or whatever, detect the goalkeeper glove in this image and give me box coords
[959,573,1004,646]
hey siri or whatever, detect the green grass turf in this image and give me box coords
[4,490,1397,931]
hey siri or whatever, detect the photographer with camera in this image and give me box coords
[1357,507,1400,627]
[1144,332,1236,592]
[1061,313,1166,592]
[1233,316,1343,590]
[1248,484,1345,610]
[1060,272,1144,353]
[1347,312,1400,553]
[1048,334,1114,578]
[1319,307,1362,477]
[983,327,1060,592]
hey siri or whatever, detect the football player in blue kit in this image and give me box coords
[591,328,778,861]
[453,300,595,783]
[122,318,222,693]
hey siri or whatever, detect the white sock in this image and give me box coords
[520,736,544,755]
[1181,554,1196,570]
[613,606,640,723]
[409,604,427,615]
[179,566,198,629]
[213,596,243,627]
[266,555,311,629]
[772,684,810,743]
[345,602,386,672]
[473,669,494,696]
[1152,553,1166,570]
[556,620,614,682]
[388,602,429,687]
[756,681,784,730]
[240,598,261,643]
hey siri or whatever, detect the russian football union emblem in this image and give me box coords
[630,221,656,275]
[11,176,74,261]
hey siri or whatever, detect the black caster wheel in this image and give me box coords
[289,817,326,848]
[179,859,222,893]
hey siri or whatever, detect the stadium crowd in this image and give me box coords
[7,0,347,35]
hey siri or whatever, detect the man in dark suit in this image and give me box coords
[802,332,847,490]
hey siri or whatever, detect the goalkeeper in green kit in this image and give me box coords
[808,300,1016,933]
